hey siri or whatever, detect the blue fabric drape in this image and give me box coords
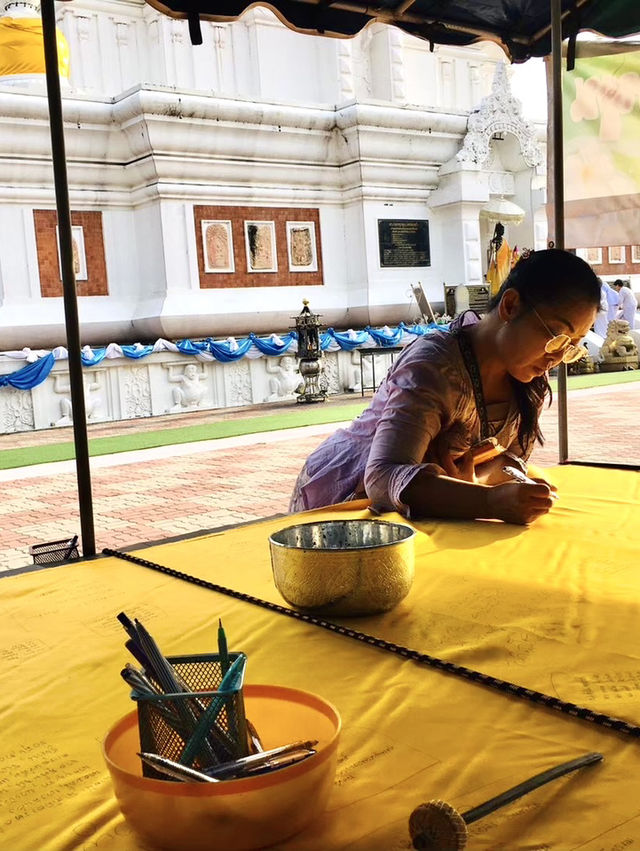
[249,332,296,356]
[401,321,443,336]
[81,348,107,366]
[0,324,448,390]
[365,325,404,347]
[0,352,55,390]
[321,328,370,351]
[121,344,155,359]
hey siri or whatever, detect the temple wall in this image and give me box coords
[0,0,536,351]
[0,346,397,432]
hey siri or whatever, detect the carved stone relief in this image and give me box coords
[170,19,184,44]
[76,15,91,41]
[353,29,372,98]
[114,20,129,47]
[163,362,208,412]
[488,171,515,196]
[51,371,109,427]
[225,361,253,407]
[347,350,374,393]
[322,352,341,395]
[457,62,543,168]
[0,388,34,433]
[389,28,406,104]
[337,41,355,102]
[122,367,152,419]
[264,356,303,402]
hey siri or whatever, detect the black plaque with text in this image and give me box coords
[378,219,430,268]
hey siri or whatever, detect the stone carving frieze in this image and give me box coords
[51,371,109,426]
[163,362,208,413]
[457,62,543,168]
[0,388,34,434]
[226,361,252,407]
[264,356,302,402]
[389,28,406,104]
[322,352,341,395]
[337,41,355,102]
[122,367,152,418]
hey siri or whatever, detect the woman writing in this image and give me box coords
[290,249,600,525]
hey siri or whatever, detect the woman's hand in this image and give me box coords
[485,481,555,525]
[527,475,559,497]
[439,449,476,483]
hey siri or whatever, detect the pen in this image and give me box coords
[203,740,318,779]
[502,466,558,499]
[246,718,264,753]
[138,752,220,783]
[217,618,230,676]
[64,534,78,560]
[243,749,316,776]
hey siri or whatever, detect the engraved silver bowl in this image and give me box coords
[269,519,415,617]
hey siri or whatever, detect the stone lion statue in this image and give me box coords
[600,319,639,371]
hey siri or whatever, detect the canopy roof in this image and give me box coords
[143,0,640,61]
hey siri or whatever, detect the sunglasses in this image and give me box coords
[530,306,587,364]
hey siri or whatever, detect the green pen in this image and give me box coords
[217,618,230,676]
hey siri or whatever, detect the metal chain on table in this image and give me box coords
[103,547,640,740]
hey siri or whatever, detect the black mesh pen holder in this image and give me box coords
[133,652,249,779]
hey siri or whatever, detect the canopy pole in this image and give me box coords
[41,0,96,557]
[550,0,569,463]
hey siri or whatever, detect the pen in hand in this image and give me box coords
[502,466,558,500]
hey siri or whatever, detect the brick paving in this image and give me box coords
[0,383,637,573]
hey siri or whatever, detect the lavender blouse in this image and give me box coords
[289,314,535,516]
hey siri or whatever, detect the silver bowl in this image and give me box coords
[269,519,415,617]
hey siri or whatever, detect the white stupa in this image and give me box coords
[0,0,69,89]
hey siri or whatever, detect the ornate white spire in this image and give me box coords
[456,61,543,168]
[3,0,40,17]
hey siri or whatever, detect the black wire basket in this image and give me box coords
[29,536,80,565]
[133,652,249,779]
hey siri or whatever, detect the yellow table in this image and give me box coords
[2,465,640,850]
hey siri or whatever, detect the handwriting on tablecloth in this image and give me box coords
[551,670,640,703]
[0,740,104,837]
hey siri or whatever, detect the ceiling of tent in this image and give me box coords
[143,0,640,61]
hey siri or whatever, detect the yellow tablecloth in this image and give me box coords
[2,465,640,850]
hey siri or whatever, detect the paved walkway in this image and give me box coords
[1,383,637,573]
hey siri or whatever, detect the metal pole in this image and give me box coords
[550,0,569,463]
[41,0,96,556]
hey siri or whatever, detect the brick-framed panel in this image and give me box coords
[576,244,640,278]
[194,205,324,289]
[33,210,108,298]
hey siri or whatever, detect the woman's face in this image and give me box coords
[497,289,597,383]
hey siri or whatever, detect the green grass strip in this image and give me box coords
[549,368,640,392]
[1,368,639,471]
[0,401,369,470]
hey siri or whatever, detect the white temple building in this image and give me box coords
[0,0,552,430]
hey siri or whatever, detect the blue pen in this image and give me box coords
[179,654,246,767]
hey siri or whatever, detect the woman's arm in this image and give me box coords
[400,470,554,525]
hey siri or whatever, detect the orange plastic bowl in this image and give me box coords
[103,684,341,851]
